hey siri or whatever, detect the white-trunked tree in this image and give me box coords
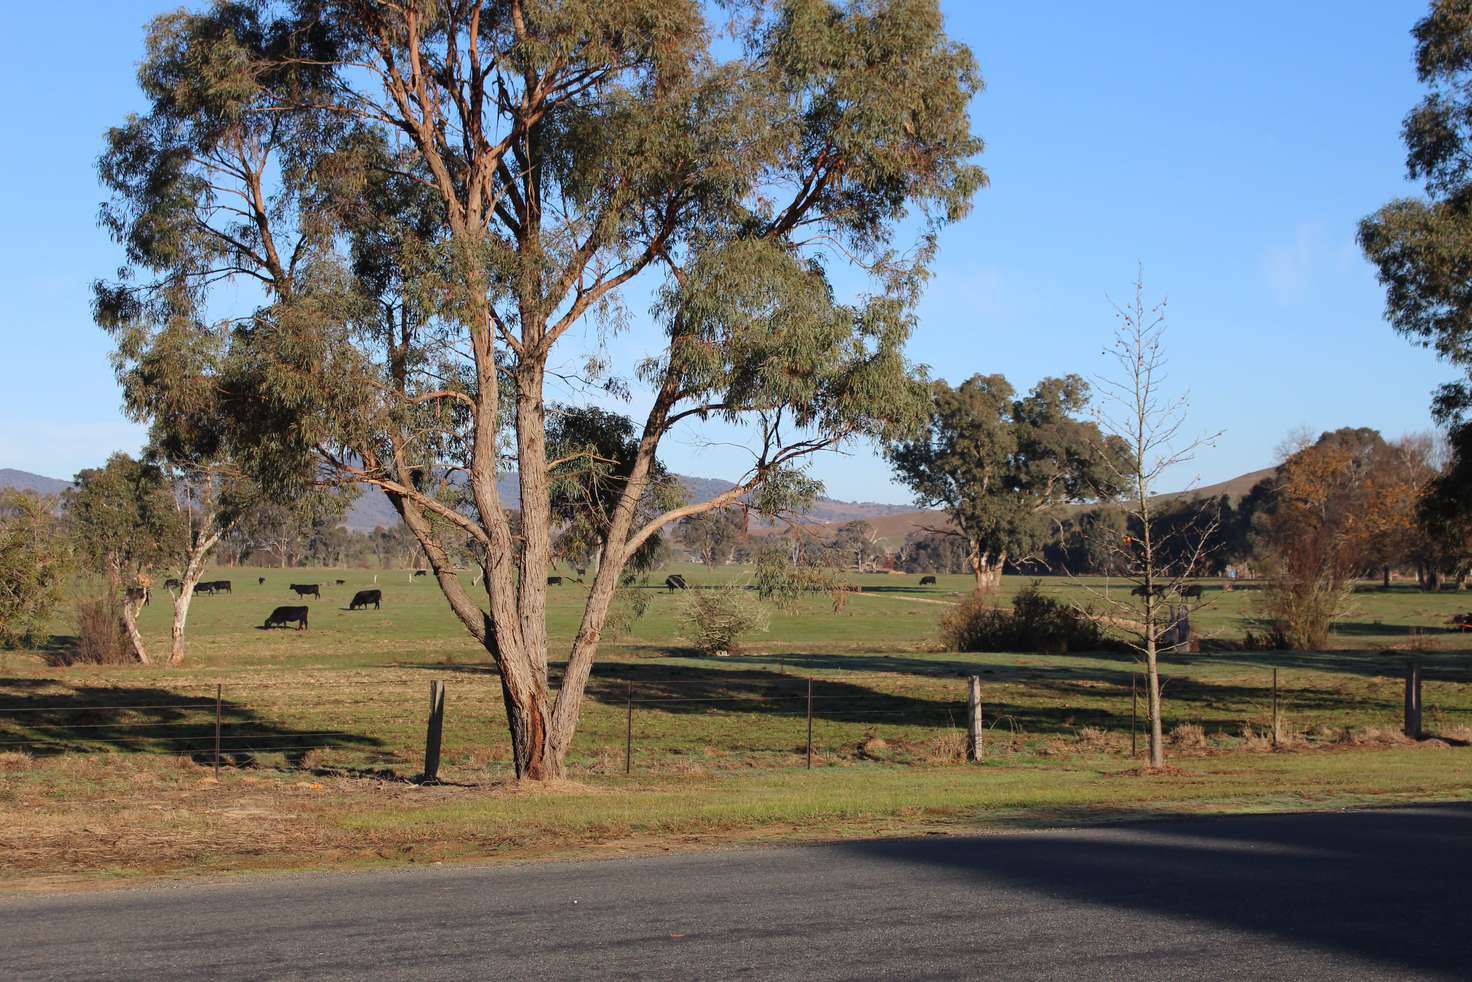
[96,0,985,779]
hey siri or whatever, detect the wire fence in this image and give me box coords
[1,660,1467,778]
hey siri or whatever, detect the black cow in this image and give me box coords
[211,580,232,594]
[124,586,150,607]
[919,575,937,586]
[349,589,382,610]
[264,605,309,630]
[547,576,563,586]
[575,567,588,578]
[413,569,429,578]
[1179,584,1205,599]
[665,574,688,593]
[163,578,182,592]
[258,576,266,585]
[196,582,216,596]
[336,579,346,585]
[1130,585,1167,598]
[290,583,321,599]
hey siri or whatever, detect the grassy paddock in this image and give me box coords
[3,565,1472,887]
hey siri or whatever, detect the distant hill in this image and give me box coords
[2,463,1277,536]
[0,469,70,496]
[343,472,919,531]
[1161,467,1275,503]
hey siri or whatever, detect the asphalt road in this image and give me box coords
[4,804,1471,980]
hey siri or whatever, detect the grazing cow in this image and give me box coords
[211,580,232,594]
[919,575,937,586]
[1130,585,1166,598]
[264,605,309,630]
[349,589,382,610]
[258,576,266,585]
[547,576,563,586]
[335,579,346,585]
[196,582,216,596]
[289,583,321,599]
[665,574,688,593]
[124,586,150,607]
[575,567,587,578]
[163,578,182,592]
[413,569,429,578]
[1180,584,1205,599]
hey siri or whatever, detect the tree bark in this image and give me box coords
[169,527,223,666]
[1145,631,1164,768]
[970,547,1005,593]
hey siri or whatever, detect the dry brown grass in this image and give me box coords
[1168,723,1208,750]
[924,728,967,764]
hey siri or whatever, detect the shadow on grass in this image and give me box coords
[834,804,1472,976]
[0,678,383,768]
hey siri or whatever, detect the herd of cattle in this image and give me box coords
[127,572,1224,636]
[125,576,390,632]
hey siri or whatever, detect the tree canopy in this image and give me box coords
[1360,0,1472,518]
[886,373,1126,590]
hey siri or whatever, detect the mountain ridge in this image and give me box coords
[0,464,1274,534]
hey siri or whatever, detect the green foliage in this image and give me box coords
[63,454,180,586]
[0,492,71,647]
[1360,1,1472,524]
[887,374,1129,570]
[548,406,683,574]
[940,583,1108,654]
[676,508,747,566]
[676,586,770,656]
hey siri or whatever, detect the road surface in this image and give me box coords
[4,804,1470,980]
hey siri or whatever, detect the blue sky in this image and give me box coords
[0,1,1450,504]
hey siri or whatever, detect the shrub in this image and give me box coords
[1167,723,1208,749]
[940,582,1108,653]
[676,586,769,656]
[66,594,131,665]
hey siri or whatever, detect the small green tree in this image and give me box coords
[0,491,71,648]
[64,454,181,664]
[677,586,770,656]
[887,374,1128,591]
[676,508,747,567]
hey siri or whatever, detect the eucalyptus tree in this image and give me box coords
[0,491,72,649]
[97,0,984,779]
[64,454,181,665]
[1361,1,1472,519]
[887,374,1126,592]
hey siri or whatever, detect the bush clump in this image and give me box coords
[65,594,131,665]
[941,582,1108,654]
[676,586,769,656]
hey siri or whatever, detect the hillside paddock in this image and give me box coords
[1,566,1469,889]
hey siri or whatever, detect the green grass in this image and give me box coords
[4,563,1472,888]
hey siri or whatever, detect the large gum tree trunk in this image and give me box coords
[969,544,1005,593]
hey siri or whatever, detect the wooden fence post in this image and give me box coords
[966,676,982,762]
[806,678,814,769]
[214,683,222,778]
[1271,668,1279,749]
[422,680,445,783]
[1404,659,1423,739]
[625,680,633,775]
